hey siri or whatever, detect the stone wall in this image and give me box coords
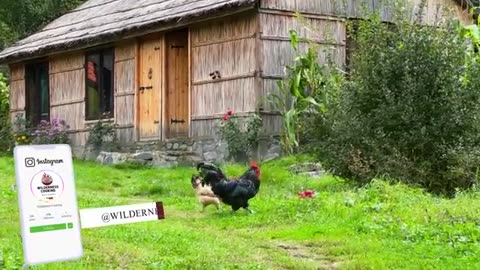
[88,135,281,167]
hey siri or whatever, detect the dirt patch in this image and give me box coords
[275,241,340,270]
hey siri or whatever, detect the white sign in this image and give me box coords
[79,202,165,229]
[13,144,83,266]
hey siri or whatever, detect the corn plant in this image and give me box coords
[268,29,340,155]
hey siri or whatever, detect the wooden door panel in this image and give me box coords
[166,29,189,138]
[138,38,162,140]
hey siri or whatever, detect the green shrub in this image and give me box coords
[9,116,71,147]
[85,114,120,152]
[217,109,262,162]
[30,118,70,144]
[0,73,10,151]
[269,29,342,156]
[311,11,480,195]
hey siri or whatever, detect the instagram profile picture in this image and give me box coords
[30,170,65,204]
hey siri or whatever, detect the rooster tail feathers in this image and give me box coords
[196,162,226,178]
[196,162,219,172]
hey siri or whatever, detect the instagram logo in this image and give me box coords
[25,157,36,168]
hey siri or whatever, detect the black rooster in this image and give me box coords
[195,161,261,214]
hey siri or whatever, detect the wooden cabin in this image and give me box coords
[0,0,473,164]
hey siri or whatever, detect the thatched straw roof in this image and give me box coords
[0,0,257,64]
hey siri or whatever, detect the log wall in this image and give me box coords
[260,0,471,24]
[113,40,137,144]
[258,9,346,135]
[190,11,258,137]
[48,52,86,147]
[9,64,25,129]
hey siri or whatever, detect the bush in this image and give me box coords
[310,11,480,195]
[10,116,71,147]
[85,115,119,152]
[30,118,70,144]
[0,73,9,151]
[217,109,262,162]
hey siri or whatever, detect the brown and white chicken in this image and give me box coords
[191,175,221,212]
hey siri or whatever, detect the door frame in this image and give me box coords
[162,27,191,140]
[134,28,191,142]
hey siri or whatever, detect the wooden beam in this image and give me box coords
[254,8,264,113]
[114,57,136,64]
[8,78,25,83]
[114,91,135,97]
[50,98,84,108]
[134,38,140,142]
[261,74,285,80]
[48,67,84,76]
[191,33,256,47]
[9,108,24,113]
[192,110,270,120]
[192,71,256,85]
[258,8,347,22]
[261,35,346,47]
[188,27,192,138]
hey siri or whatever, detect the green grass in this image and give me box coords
[0,155,479,269]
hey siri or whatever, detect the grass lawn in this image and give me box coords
[0,155,479,270]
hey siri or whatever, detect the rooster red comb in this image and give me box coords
[250,161,259,168]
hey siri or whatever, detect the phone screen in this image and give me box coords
[13,144,83,266]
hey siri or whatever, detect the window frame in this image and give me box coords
[84,47,115,121]
[24,59,50,127]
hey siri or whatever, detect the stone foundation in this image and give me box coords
[74,135,281,167]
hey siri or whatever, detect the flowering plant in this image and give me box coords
[217,109,262,162]
[10,115,70,146]
[31,118,70,144]
[10,114,31,146]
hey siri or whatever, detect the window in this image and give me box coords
[85,48,114,120]
[25,61,49,127]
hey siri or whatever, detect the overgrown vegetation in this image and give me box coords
[7,115,71,149]
[0,73,9,151]
[273,6,480,195]
[269,29,342,155]
[85,115,120,154]
[217,109,263,162]
[0,0,86,51]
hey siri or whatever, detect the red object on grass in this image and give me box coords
[298,189,315,199]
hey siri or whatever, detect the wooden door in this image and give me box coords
[138,37,162,140]
[165,29,189,138]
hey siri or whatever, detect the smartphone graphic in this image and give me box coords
[13,144,83,266]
